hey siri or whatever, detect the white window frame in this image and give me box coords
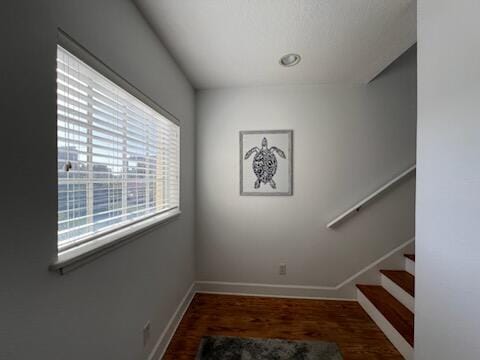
[51,31,181,274]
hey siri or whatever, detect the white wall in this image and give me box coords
[196,47,417,298]
[0,1,195,359]
[416,1,480,358]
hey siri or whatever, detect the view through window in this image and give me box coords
[57,46,179,253]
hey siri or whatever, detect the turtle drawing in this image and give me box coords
[244,137,286,189]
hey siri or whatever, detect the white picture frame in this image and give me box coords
[240,130,293,196]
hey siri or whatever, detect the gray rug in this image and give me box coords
[195,336,343,360]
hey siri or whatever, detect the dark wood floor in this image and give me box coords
[164,293,402,359]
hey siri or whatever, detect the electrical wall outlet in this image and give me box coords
[279,263,287,275]
[143,321,151,347]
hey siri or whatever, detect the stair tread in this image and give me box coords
[357,284,414,347]
[380,270,415,297]
[404,254,415,262]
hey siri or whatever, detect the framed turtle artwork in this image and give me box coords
[240,130,293,196]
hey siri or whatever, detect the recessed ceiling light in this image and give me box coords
[279,53,301,67]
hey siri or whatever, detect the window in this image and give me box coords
[57,45,180,254]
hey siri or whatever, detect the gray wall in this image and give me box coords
[416,1,480,359]
[196,47,416,293]
[1,1,195,359]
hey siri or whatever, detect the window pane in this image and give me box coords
[57,45,179,252]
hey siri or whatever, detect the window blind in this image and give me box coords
[57,45,180,253]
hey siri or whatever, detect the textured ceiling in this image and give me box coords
[134,0,416,89]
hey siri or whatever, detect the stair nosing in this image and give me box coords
[404,254,415,262]
[356,284,414,347]
[380,270,415,297]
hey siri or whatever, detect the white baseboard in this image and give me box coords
[195,281,349,300]
[148,282,196,360]
[197,238,415,300]
[196,289,356,301]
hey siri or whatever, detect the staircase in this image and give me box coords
[357,254,415,359]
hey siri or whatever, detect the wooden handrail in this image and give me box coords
[326,164,416,229]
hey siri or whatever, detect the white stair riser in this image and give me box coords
[381,275,415,313]
[357,290,414,360]
[405,258,415,275]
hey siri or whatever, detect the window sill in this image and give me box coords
[50,209,181,275]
